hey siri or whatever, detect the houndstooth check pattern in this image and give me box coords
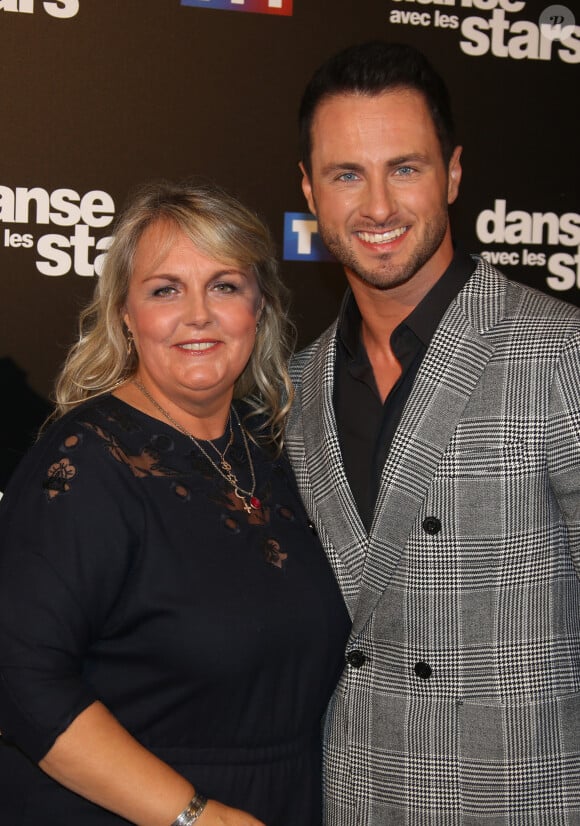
[287,259,580,825]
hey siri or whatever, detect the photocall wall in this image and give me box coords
[1,0,578,477]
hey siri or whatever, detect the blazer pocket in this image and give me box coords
[451,438,531,476]
[457,692,580,818]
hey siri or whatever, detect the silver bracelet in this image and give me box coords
[171,792,208,826]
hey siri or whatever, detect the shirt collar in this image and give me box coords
[338,248,476,357]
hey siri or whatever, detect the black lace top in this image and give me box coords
[0,394,350,826]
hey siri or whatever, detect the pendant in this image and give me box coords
[235,488,260,514]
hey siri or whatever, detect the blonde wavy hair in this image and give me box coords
[53,180,295,450]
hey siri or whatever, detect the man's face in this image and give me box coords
[301,89,462,296]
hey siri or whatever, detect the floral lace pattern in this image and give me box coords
[42,400,292,569]
[43,457,77,500]
[83,422,179,479]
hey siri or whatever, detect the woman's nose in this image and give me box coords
[185,291,212,326]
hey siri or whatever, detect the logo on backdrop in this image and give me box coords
[1,185,115,277]
[0,0,79,17]
[283,213,335,262]
[180,0,292,16]
[386,1,579,63]
[476,199,580,291]
[283,207,580,293]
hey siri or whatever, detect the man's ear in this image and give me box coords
[447,146,462,205]
[299,161,316,216]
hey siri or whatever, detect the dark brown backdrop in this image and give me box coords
[1,0,578,479]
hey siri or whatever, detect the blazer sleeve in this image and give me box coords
[547,327,580,577]
[0,422,142,762]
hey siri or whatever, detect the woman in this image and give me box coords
[0,181,351,826]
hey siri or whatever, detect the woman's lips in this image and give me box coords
[176,341,219,353]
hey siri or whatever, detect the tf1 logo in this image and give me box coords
[180,0,292,16]
[283,213,335,262]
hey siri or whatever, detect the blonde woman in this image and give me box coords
[0,181,350,826]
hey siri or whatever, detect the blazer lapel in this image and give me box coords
[294,324,368,611]
[352,269,501,635]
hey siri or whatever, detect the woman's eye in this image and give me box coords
[213,282,237,293]
[152,285,177,297]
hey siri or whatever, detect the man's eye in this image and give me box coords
[396,166,414,176]
[338,172,359,182]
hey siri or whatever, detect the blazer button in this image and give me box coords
[307,522,317,536]
[346,650,366,669]
[414,661,432,680]
[422,516,441,535]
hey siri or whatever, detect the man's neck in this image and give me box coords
[345,248,454,402]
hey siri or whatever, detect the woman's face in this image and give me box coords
[123,221,263,415]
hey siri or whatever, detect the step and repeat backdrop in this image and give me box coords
[1,0,578,480]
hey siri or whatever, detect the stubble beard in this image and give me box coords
[317,212,450,292]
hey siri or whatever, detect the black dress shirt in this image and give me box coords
[334,249,476,531]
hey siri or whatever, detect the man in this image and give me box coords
[286,41,580,825]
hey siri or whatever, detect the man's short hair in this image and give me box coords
[299,41,456,175]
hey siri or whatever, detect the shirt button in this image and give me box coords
[414,661,432,680]
[346,650,366,669]
[422,516,441,535]
[307,522,317,536]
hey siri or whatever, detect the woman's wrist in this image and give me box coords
[170,791,208,826]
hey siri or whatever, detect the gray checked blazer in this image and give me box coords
[286,258,580,825]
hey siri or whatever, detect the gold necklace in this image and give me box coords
[134,380,261,513]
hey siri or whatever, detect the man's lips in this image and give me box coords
[355,226,409,245]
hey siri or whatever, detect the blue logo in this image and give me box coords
[283,213,335,262]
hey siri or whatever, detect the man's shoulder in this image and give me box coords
[460,256,580,332]
[289,320,338,384]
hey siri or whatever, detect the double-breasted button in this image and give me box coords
[414,661,432,680]
[422,516,441,535]
[346,650,366,669]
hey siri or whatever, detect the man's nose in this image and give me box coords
[361,179,396,224]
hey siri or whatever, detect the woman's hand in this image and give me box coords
[199,799,266,826]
